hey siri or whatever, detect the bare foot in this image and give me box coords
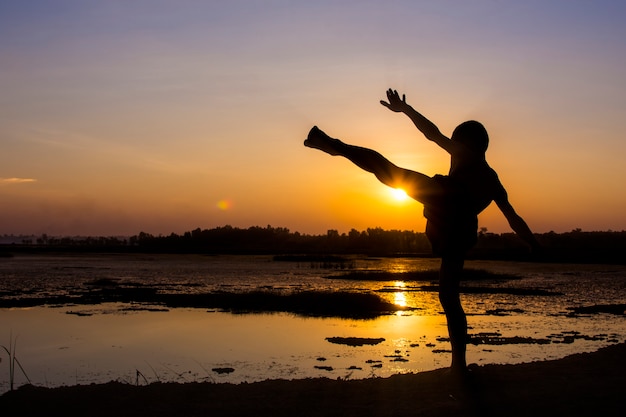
[304,126,340,155]
[445,363,478,382]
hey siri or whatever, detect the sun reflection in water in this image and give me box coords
[392,281,407,314]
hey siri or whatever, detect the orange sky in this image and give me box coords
[1,1,625,236]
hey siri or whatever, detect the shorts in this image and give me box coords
[423,175,478,257]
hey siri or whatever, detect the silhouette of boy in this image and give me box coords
[305,89,540,373]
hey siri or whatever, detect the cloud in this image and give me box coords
[0,177,37,184]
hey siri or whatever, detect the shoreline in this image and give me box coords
[2,342,625,417]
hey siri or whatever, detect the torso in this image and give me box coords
[449,158,506,214]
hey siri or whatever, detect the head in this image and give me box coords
[451,121,489,153]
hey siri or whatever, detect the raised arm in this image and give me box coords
[380,89,461,155]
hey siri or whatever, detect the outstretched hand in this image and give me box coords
[380,89,408,112]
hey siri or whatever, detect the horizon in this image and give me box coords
[2,224,624,241]
[2,1,625,236]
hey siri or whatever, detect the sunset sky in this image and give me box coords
[1,1,625,236]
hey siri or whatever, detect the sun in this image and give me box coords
[391,188,409,202]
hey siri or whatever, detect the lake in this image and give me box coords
[1,254,625,392]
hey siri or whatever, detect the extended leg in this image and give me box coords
[305,126,435,200]
[438,254,468,372]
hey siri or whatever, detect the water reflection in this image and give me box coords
[2,302,623,393]
[1,256,626,393]
[0,305,452,391]
[392,281,407,309]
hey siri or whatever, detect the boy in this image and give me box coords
[304,89,540,373]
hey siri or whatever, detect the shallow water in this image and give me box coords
[1,254,625,392]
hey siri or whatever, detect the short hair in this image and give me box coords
[451,120,489,153]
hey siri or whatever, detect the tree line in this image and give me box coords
[2,226,626,264]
